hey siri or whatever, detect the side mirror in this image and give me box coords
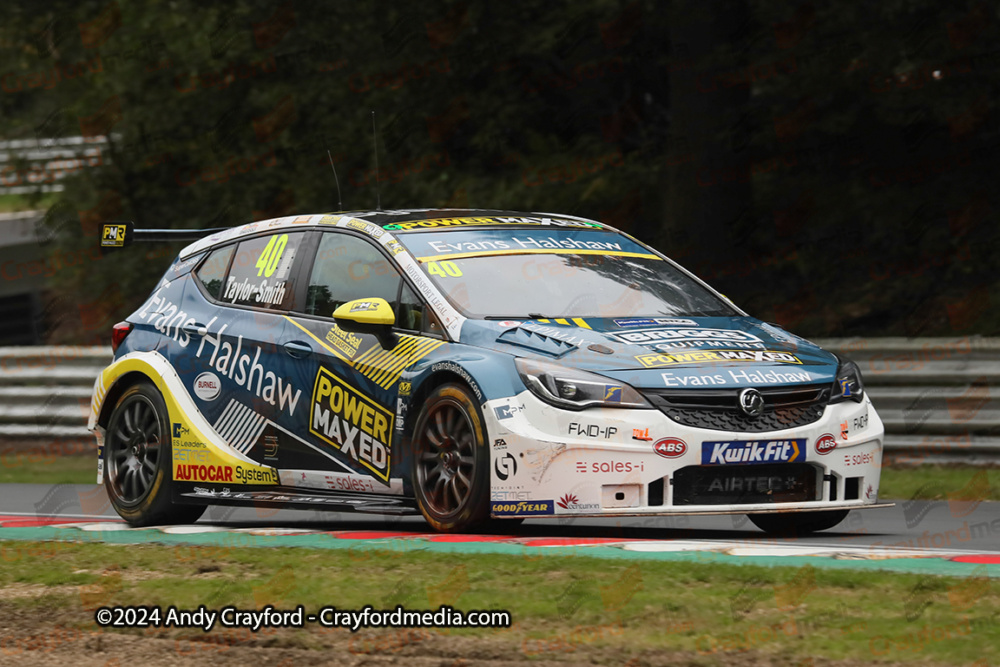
[333,298,397,348]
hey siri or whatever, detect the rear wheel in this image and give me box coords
[747,510,849,536]
[411,383,490,532]
[104,382,206,527]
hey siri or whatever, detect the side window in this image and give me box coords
[305,233,401,317]
[398,283,442,336]
[398,283,424,332]
[224,232,305,310]
[195,245,235,300]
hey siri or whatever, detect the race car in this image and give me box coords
[90,209,886,534]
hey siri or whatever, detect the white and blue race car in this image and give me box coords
[90,210,885,533]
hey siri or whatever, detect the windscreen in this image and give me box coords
[399,228,737,319]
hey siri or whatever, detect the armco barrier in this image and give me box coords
[0,339,997,462]
[0,346,110,445]
[815,337,1000,463]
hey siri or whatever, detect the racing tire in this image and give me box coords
[411,383,491,533]
[104,381,206,527]
[747,509,849,536]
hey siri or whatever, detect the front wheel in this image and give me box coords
[411,383,491,533]
[104,381,206,527]
[747,509,849,536]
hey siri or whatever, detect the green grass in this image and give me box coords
[0,453,96,484]
[0,541,995,664]
[879,465,999,501]
[0,192,58,212]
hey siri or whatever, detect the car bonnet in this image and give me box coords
[459,317,839,390]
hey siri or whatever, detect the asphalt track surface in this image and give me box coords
[1,483,998,556]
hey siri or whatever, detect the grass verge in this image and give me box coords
[0,540,995,665]
[0,454,96,485]
[879,465,998,501]
[0,192,58,212]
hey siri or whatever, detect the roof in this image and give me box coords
[350,208,610,232]
[178,208,618,259]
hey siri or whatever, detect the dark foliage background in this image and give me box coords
[2,0,997,342]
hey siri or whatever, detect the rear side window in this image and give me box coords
[224,232,305,310]
[195,245,234,300]
[305,232,401,317]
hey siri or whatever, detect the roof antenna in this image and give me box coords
[371,110,382,211]
[326,149,343,212]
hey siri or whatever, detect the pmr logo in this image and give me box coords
[172,423,190,438]
[101,224,127,247]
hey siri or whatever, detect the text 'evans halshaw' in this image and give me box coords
[195,317,301,416]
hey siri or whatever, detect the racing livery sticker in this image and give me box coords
[223,232,302,308]
[409,228,656,262]
[172,428,279,485]
[653,438,687,458]
[354,336,446,389]
[212,399,268,455]
[556,493,600,511]
[815,434,837,455]
[136,283,198,348]
[491,500,554,516]
[193,372,221,401]
[309,366,394,482]
[661,368,815,387]
[101,223,127,247]
[636,349,801,368]
[613,327,763,347]
[701,439,806,465]
[385,240,407,255]
[280,469,405,495]
[383,216,602,231]
[575,459,646,473]
[533,317,592,329]
[494,453,517,480]
[195,318,302,417]
[325,325,366,359]
[614,318,697,327]
[345,218,385,238]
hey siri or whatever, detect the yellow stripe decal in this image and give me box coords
[416,249,661,262]
[283,321,446,390]
[367,339,418,386]
[572,318,592,329]
[384,339,444,386]
[354,344,386,366]
[283,317,352,366]
[358,336,445,389]
[554,318,570,325]
[370,342,416,383]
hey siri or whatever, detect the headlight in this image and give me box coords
[515,358,653,410]
[830,357,864,403]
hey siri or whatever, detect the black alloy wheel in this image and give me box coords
[412,383,490,532]
[104,382,206,526]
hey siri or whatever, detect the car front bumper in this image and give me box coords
[484,389,884,518]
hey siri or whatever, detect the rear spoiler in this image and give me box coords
[100,221,228,249]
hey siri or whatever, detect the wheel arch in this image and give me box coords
[404,370,475,439]
[97,370,157,429]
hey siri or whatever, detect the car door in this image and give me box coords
[185,230,310,472]
[279,229,445,495]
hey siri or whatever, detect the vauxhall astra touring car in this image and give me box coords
[90,210,886,533]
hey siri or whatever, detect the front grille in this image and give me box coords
[643,384,830,432]
[673,463,818,505]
